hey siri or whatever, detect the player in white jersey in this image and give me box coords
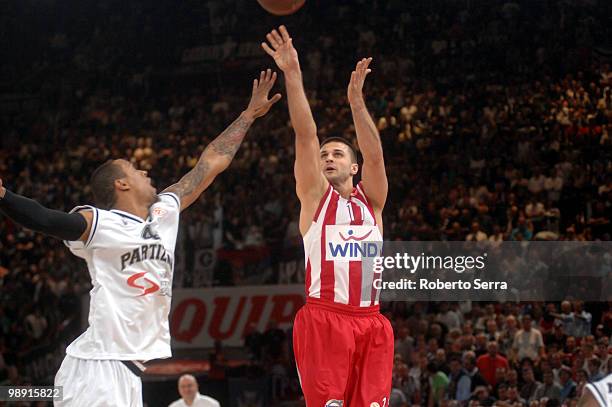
[0,70,281,406]
[262,26,393,407]
[579,373,612,407]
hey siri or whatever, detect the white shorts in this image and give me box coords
[54,355,143,407]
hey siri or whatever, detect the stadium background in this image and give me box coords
[0,0,610,405]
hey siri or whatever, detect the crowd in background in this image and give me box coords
[1,0,611,405]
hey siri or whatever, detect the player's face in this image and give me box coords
[320,142,357,185]
[115,160,157,205]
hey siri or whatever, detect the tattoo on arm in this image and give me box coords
[163,114,253,200]
[210,115,252,158]
[164,157,212,200]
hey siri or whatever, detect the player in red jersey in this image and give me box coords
[262,26,393,407]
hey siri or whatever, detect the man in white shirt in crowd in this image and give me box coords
[512,314,545,362]
[168,374,220,407]
[570,300,592,338]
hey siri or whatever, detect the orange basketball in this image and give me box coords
[257,0,305,16]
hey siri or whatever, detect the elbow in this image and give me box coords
[204,150,231,174]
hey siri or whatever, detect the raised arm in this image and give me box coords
[0,179,93,242]
[162,70,281,211]
[261,26,327,214]
[348,57,388,213]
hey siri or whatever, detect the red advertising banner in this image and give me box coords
[169,285,305,348]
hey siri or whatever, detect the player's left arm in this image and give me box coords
[162,70,281,211]
[348,57,388,214]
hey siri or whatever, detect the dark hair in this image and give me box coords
[449,355,462,364]
[320,137,358,164]
[90,160,126,209]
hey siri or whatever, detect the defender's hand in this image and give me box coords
[244,69,282,120]
[348,57,373,105]
[261,25,300,74]
[0,178,5,198]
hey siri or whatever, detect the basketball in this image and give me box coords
[256,0,305,16]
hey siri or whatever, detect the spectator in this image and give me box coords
[395,326,414,364]
[437,302,461,331]
[477,341,509,387]
[513,314,545,362]
[500,315,520,355]
[24,307,47,341]
[558,366,577,402]
[168,374,220,407]
[505,385,527,406]
[448,356,471,402]
[462,351,488,392]
[471,385,496,406]
[426,362,449,407]
[534,370,562,401]
[570,301,592,338]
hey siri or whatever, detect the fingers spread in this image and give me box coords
[271,29,284,46]
[261,42,275,57]
[269,93,282,105]
[279,25,291,42]
[266,33,280,49]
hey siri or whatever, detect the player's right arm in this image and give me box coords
[0,178,93,242]
[262,25,327,235]
[162,70,281,211]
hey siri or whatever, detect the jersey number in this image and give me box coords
[142,225,161,240]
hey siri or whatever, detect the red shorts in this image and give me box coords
[293,298,394,407]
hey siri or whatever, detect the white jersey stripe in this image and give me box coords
[333,198,353,304]
[304,187,334,298]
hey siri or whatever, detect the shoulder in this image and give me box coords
[157,192,181,210]
[168,400,184,407]
[197,394,220,407]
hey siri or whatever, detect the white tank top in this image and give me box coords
[64,192,180,360]
[586,373,612,407]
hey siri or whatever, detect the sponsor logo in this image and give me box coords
[370,403,380,407]
[325,400,343,407]
[325,225,381,261]
[339,229,373,241]
[127,272,160,296]
[152,207,167,218]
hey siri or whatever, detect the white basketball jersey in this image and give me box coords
[64,192,180,361]
[586,374,612,407]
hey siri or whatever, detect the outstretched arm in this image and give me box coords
[262,25,327,234]
[348,57,388,213]
[0,179,93,242]
[162,70,281,211]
